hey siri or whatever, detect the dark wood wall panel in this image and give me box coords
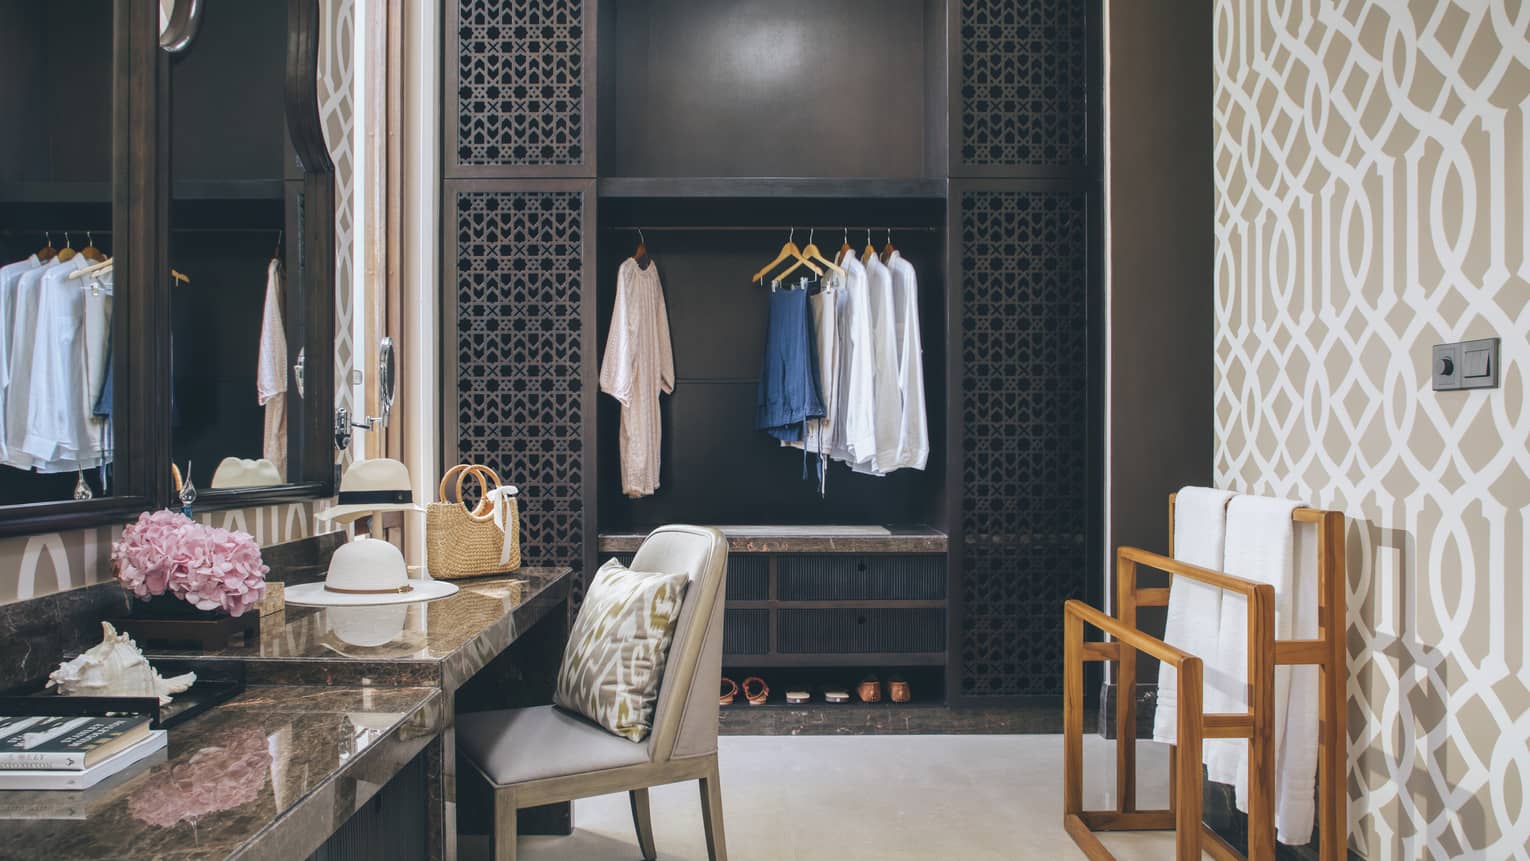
[955,187,1090,698]
[450,185,593,599]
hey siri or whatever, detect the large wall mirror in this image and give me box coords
[0,0,336,535]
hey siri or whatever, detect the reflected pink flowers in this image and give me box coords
[128,728,271,828]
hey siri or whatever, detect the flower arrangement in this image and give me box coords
[112,510,269,617]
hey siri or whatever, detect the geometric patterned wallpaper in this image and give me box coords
[319,0,357,463]
[1214,2,1530,857]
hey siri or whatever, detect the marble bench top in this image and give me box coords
[143,568,573,691]
[0,684,445,861]
[597,525,949,555]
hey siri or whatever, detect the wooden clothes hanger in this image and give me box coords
[80,231,107,263]
[880,227,897,263]
[861,228,877,266]
[36,232,57,263]
[632,227,650,268]
[55,232,77,263]
[751,228,820,284]
[773,229,844,284]
[837,227,853,265]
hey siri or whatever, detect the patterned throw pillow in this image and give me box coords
[554,558,690,742]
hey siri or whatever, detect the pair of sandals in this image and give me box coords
[720,676,770,706]
[856,674,911,704]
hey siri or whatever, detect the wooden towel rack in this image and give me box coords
[1062,495,1347,861]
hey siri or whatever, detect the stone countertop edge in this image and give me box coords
[229,687,447,861]
[596,527,950,555]
[139,568,574,691]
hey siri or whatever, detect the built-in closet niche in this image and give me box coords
[595,197,948,531]
[596,0,948,185]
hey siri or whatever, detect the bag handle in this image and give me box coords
[442,464,510,524]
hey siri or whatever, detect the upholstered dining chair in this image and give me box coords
[457,524,730,861]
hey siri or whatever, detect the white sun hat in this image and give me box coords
[315,458,426,525]
[285,537,458,606]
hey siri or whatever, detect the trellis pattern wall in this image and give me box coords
[957,0,1089,167]
[953,0,1098,700]
[957,190,1090,697]
[454,0,587,167]
[452,188,588,590]
[1214,1,1530,857]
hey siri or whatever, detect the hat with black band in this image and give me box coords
[315,458,427,525]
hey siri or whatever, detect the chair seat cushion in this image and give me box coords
[458,705,651,786]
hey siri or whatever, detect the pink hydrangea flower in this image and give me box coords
[112,510,269,617]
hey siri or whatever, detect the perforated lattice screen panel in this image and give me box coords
[959,0,1089,167]
[958,189,1089,697]
[454,190,585,595]
[455,0,585,167]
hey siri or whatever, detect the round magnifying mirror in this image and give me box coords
[160,0,205,53]
[378,337,397,427]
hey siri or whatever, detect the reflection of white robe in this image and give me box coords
[258,259,287,477]
[599,258,674,498]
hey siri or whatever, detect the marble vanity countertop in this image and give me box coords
[143,568,572,690]
[597,525,949,554]
[0,684,445,861]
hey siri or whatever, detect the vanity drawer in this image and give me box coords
[776,555,945,601]
[776,608,945,654]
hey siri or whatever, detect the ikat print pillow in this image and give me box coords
[554,558,690,742]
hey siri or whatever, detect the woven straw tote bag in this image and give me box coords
[426,464,521,580]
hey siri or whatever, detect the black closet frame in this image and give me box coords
[442,0,1105,708]
[0,0,337,537]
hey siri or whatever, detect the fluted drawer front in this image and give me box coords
[723,609,770,655]
[725,556,769,601]
[777,608,945,654]
[776,555,946,601]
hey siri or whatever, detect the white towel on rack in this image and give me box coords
[1151,486,1234,747]
[1210,494,1319,845]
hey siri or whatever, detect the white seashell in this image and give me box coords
[47,622,198,706]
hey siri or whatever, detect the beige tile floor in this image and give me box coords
[465,734,1182,860]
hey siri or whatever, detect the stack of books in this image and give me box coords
[0,715,167,790]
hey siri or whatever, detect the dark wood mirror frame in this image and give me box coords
[0,0,336,537]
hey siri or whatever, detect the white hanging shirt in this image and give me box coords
[599,257,675,498]
[257,259,288,476]
[0,255,41,464]
[854,252,902,475]
[785,270,840,458]
[829,254,876,468]
[23,254,108,473]
[5,257,63,470]
[887,251,929,470]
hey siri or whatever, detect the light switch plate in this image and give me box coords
[1459,338,1499,389]
[1433,343,1461,390]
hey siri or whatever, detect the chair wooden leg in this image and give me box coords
[630,787,657,860]
[491,787,519,861]
[699,758,728,861]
